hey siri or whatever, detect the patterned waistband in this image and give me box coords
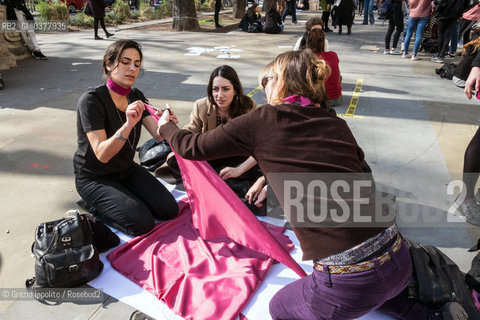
[313,234,403,275]
[315,225,399,266]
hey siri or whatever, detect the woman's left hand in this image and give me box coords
[157,106,179,126]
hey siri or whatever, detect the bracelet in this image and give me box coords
[114,131,126,141]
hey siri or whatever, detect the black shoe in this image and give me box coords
[32,51,48,60]
[347,30,351,35]
[429,302,468,320]
[94,35,103,40]
[215,24,223,28]
[130,310,155,320]
[106,32,114,38]
[324,28,332,32]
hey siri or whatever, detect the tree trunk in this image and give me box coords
[262,0,275,11]
[233,0,246,19]
[172,0,201,31]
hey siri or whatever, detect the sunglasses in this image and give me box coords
[261,76,273,89]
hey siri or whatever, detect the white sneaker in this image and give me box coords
[383,49,390,55]
[411,54,420,61]
[402,52,408,58]
[390,49,402,55]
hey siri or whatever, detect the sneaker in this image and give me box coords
[32,51,48,60]
[475,189,480,204]
[292,21,298,25]
[456,199,480,226]
[390,48,401,55]
[428,302,468,320]
[402,52,408,58]
[94,35,103,40]
[444,53,454,60]
[434,57,445,63]
[430,54,439,61]
[411,54,420,61]
[384,49,390,55]
[106,32,114,38]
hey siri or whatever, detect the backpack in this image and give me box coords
[378,0,393,19]
[435,62,457,80]
[27,211,104,289]
[406,239,480,319]
[247,21,262,33]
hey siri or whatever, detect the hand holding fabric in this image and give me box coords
[125,100,145,128]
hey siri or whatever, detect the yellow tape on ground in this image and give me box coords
[248,81,365,119]
[338,79,364,118]
[247,85,262,98]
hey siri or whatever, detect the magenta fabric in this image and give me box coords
[147,102,305,277]
[473,290,480,312]
[173,150,307,278]
[106,78,131,96]
[108,199,293,320]
[283,94,315,107]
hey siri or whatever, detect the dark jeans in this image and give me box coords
[437,18,458,57]
[269,239,430,319]
[321,10,331,29]
[214,0,221,26]
[282,0,297,23]
[384,4,403,49]
[76,163,178,236]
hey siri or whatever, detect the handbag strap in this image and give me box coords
[25,278,60,306]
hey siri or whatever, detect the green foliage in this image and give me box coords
[195,0,214,11]
[37,1,70,21]
[112,0,131,19]
[139,1,172,20]
[139,1,155,19]
[156,1,172,17]
[70,12,94,27]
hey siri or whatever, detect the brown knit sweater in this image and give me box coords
[160,104,389,261]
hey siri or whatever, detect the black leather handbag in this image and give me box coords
[28,211,104,288]
[137,138,172,172]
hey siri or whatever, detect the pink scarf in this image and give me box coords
[106,78,131,96]
[283,94,315,106]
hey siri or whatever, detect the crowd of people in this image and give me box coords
[51,0,480,318]
[71,4,480,311]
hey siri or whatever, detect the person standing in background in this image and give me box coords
[5,0,47,59]
[90,0,114,40]
[402,0,433,60]
[363,0,375,24]
[213,0,223,28]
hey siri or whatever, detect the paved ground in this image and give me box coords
[1,8,480,319]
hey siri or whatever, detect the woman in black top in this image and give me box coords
[263,3,284,34]
[239,2,263,32]
[74,40,178,236]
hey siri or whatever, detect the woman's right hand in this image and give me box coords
[125,100,145,128]
[245,176,266,205]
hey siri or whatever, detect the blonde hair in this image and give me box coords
[261,50,330,108]
[462,37,480,56]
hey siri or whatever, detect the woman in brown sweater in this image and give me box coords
[158,50,466,320]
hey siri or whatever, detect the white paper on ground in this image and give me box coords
[89,179,395,320]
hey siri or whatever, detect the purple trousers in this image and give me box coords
[269,240,430,320]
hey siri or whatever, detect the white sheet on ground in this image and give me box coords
[89,179,395,320]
